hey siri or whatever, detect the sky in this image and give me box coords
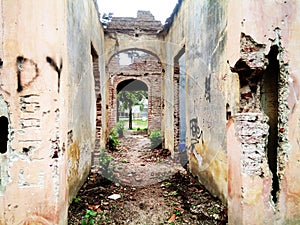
[97,0,178,24]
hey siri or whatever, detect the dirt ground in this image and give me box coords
[68,131,228,225]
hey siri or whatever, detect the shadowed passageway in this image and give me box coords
[69,131,228,224]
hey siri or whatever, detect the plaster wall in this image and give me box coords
[162,1,189,154]
[0,0,105,224]
[226,0,300,224]
[66,0,105,204]
[164,2,300,223]
[163,0,233,202]
[0,1,68,224]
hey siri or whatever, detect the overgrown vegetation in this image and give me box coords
[108,130,119,150]
[115,120,125,137]
[81,209,97,225]
[149,130,162,149]
[99,148,116,180]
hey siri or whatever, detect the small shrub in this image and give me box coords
[108,131,119,150]
[73,196,81,204]
[115,121,125,137]
[81,209,97,225]
[149,130,162,149]
[99,148,115,180]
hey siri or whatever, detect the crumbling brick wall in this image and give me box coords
[105,10,163,36]
[107,52,162,132]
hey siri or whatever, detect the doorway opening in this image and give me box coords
[91,44,101,148]
[117,79,148,131]
[174,47,187,166]
[107,49,162,133]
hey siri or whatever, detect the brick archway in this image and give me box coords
[106,48,162,68]
[107,49,163,133]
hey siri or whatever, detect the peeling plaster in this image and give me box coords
[271,28,291,183]
[234,113,269,176]
[232,30,291,208]
[231,33,267,113]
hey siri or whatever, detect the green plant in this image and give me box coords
[81,209,97,225]
[174,209,182,216]
[149,130,162,149]
[115,121,125,137]
[169,190,178,196]
[165,182,172,187]
[73,196,81,204]
[108,131,119,150]
[99,148,115,179]
[210,207,219,213]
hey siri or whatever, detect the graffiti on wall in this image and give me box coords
[13,56,62,93]
[205,73,211,102]
[189,117,204,165]
[190,117,203,152]
[46,57,63,92]
[19,94,42,155]
[16,56,39,92]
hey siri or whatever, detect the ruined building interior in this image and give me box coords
[0,0,300,224]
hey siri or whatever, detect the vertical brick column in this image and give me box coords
[173,66,180,151]
[228,113,274,224]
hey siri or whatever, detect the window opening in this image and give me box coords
[0,116,8,154]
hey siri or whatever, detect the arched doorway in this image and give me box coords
[107,49,163,133]
[117,79,148,130]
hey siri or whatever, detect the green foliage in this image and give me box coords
[118,90,147,129]
[81,209,97,225]
[73,196,81,204]
[115,120,125,137]
[165,182,172,187]
[117,90,147,111]
[174,209,182,216]
[169,190,178,196]
[108,131,119,150]
[149,130,162,149]
[99,148,115,179]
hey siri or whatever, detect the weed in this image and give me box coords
[169,191,178,196]
[171,201,178,206]
[108,131,119,150]
[210,207,219,213]
[115,121,125,137]
[99,148,116,180]
[174,209,182,216]
[149,130,162,149]
[81,209,97,225]
[73,196,81,204]
[165,182,172,187]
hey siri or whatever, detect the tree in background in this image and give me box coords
[101,12,113,28]
[117,90,147,129]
